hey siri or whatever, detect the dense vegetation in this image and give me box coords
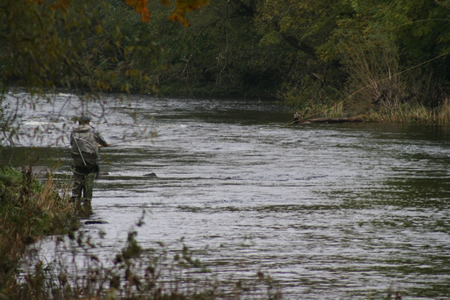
[1,0,450,123]
[150,0,450,122]
[0,166,79,298]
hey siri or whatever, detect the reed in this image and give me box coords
[366,99,450,125]
[0,166,79,299]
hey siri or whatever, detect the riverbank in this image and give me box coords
[0,166,79,298]
[292,98,450,126]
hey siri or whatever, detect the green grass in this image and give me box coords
[365,99,450,125]
[293,98,450,125]
[0,166,79,299]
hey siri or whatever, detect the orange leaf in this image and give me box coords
[168,0,209,27]
[125,0,151,22]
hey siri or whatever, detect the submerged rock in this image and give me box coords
[143,172,157,178]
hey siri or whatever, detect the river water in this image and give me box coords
[2,92,450,299]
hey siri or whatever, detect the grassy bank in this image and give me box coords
[292,98,450,125]
[0,166,79,299]
[366,100,450,125]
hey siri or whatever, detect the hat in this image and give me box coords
[79,115,91,124]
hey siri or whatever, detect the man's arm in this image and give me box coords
[91,127,110,147]
[96,133,110,147]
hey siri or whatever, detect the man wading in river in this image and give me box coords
[70,115,109,209]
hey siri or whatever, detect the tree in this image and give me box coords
[0,0,209,145]
[141,0,277,96]
[255,0,352,111]
[254,0,449,117]
[331,0,450,111]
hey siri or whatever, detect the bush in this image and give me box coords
[0,165,78,298]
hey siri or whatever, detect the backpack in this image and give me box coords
[71,134,99,173]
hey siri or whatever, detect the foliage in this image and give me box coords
[253,0,450,119]
[333,0,450,112]
[1,0,450,140]
[125,0,209,25]
[255,0,352,110]
[0,165,79,297]
[0,0,161,94]
[126,0,151,22]
[145,0,276,97]
[366,98,450,125]
[0,0,209,95]
[164,0,210,27]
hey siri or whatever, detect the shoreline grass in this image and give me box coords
[0,166,79,298]
[294,98,450,125]
[366,99,450,125]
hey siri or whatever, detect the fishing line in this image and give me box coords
[97,135,157,164]
[110,135,156,146]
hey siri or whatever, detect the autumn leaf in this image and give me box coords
[125,0,151,22]
[167,0,209,27]
[123,0,208,25]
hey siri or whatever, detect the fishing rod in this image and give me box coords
[73,136,87,166]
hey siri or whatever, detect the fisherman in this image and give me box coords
[70,115,109,208]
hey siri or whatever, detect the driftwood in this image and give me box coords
[294,116,363,124]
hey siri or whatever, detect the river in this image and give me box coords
[2,92,449,299]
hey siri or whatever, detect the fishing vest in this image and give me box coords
[70,125,99,171]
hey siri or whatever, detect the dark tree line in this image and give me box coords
[1,0,450,120]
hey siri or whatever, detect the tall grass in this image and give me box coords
[366,98,450,124]
[0,165,78,299]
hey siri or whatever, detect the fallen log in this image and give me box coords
[294,116,363,124]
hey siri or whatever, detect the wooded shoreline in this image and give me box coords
[1,0,449,126]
